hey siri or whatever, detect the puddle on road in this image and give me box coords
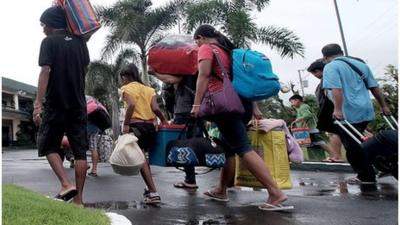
[169,215,240,225]
[84,201,155,210]
[297,177,397,200]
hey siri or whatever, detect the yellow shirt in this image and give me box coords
[121,82,156,121]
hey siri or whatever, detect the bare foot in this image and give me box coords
[266,189,288,206]
[59,185,76,195]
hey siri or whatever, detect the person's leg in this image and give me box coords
[90,148,99,174]
[73,159,87,205]
[337,122,375,182]
[47,153,75,192]
[140,159,157,193]
[66,108,88,205]
[207,156,235,198]
[212,114,287,205]
[241,151,287,205]
[328,133,343,160]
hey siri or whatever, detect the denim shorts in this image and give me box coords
[37,108,88,160]
[209,113,252,158]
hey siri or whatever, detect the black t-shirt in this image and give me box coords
[39,30,90,109]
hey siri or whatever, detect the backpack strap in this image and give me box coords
[334,58,370,89]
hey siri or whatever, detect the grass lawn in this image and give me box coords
[3,184,110,225]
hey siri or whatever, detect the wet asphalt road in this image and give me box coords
[2,149,398,225]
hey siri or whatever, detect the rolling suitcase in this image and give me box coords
[334,115,398,179]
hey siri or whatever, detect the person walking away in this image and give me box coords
[120,63,168,204]
[190,24,292,211]
[151,71,200,189]
[321,43,391,184]
[33,6,90,206]
[87,122,100,177]
[307,60,345,162]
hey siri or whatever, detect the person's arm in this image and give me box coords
[151,96,168,124]
[252,101,263,119]
[191,59,212,117]
[331,88,344,120]
[33,66,50,126]
[152,72,183,84]
[122,92,135,134]
[370,87,391,115]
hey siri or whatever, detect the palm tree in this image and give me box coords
[97,0,184,85]
[86,49,138,139]
[183,0,304,58]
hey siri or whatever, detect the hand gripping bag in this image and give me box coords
[148,35,198,75]
[232,49,280,100]
[109,133,145,176]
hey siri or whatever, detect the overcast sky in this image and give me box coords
[0,0,397,101]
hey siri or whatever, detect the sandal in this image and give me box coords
[258,202,294,211]
[321,158,345,163]
[54,188,78,202]
[143,189,161,204]
[174,181,198,189]
[88,172,98,177]
[203,190,229,202]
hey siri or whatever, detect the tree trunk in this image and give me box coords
[141,54,149,85]
[110,90,120,140]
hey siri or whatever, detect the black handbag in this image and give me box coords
[166,120,226,168]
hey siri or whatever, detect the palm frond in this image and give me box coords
[257,26,305,58]
[183,0,228,32]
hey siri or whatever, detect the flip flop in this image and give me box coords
[321,158,345,163]
[88,172,98,177]
[258,202,294,211]
[203,190,229,202]
[174,181,198,189]
[54,188,78,202]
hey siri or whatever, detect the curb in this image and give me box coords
[106,212,132,225]
[290,162,353,173]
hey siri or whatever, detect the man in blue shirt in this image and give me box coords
[322,43,390,184]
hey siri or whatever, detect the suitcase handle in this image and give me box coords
[333,119,367,145]
[381,114,398,130]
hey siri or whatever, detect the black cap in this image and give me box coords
[40,6,67,29]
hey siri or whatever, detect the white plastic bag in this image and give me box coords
[109,133,145,176]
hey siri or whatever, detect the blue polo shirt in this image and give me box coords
[322,56,378,123]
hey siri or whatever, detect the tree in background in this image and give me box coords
[97,0,183,85]
[368,64,398,132]
[86,49,138,139]
[183,0,304,58]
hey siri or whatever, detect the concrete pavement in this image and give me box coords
[2,149,398,225]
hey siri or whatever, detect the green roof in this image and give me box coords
[2,77,37,95]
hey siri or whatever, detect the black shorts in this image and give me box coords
[129,122,156,151]
[37,108,88,160]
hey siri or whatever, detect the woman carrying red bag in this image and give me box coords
[190,24,293,211]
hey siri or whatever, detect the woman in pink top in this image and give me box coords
[191,25,293,211]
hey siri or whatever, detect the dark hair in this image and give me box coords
[193,24,236,52]
[120,63,143,84]
[307,59,326,73]
[289,94,303,102]
[321,43,344,57]
[40,6,67,29]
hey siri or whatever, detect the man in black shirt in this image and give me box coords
[33,6,90,206]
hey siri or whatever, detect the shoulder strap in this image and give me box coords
[209,44,229,80]
[334,58,369,89]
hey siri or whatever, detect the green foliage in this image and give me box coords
[303,95,318,115]
[257,96,295,123]
[183,0,304,58]
[16,122,36,146]
[369,64,398,132]
[3,184,109,225]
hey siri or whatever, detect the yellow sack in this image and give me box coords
[235,130,292,189]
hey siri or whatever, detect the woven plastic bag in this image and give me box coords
[109,133,145,176]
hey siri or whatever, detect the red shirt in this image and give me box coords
[198,44,231,92]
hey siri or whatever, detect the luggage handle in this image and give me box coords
[333,119,367,145]
[382,114,398,130]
